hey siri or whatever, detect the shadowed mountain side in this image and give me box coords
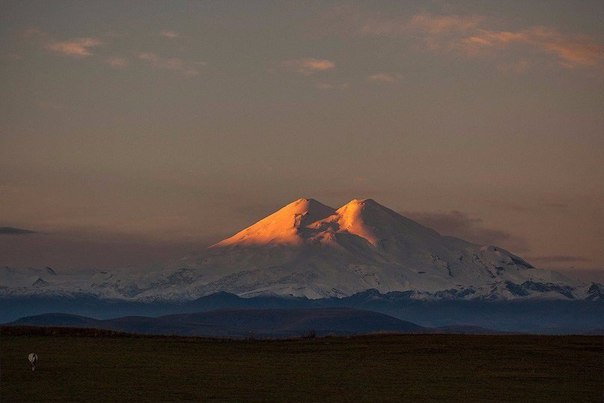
[8,308,425,338]
[2,291,602,334]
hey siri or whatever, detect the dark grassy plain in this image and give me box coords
[1,328,602,402]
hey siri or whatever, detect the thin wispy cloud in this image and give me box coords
[526,255,590,265]
[17,26,205,77]
[281,58,335,75]
[408,14,483,35]
[321,7,604,72]
[160,30,179,39]
[315,82,349,90]
[137,52,200,77]
[487,200,570,214]
[20,27,201,76]
[497,59,531,75]
[367,73,401,83]
[461,27,604,69]
[106,56,129,69]
[36,100,69,111]
[359,13,482,37]
[0,226,37,235]
[404,210,528,253]
[20,26,45,39]
[45,37,103,58]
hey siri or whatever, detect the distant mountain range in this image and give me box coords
[2,198,603,334]
[1,198,601,302]
[2,290,602,334]
[6,308,427,338]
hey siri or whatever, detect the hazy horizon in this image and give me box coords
[1,1,603,277]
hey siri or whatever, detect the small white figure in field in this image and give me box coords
[28,353,38,371]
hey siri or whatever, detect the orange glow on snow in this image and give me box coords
[212,198,387,248]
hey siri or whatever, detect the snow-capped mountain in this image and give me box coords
[1,198,601,301]
[183,198,595,299]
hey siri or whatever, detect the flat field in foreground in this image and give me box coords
[1,330,602,402]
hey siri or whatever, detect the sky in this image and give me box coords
[1,1,603,279]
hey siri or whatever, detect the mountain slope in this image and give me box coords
[2,291,602,333]
[1,198,596,301]
[8,308,425,338]
[187,198,574,299]
[213,198,336,247]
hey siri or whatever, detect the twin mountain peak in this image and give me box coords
[5,198,597,301]
[213,198,440,250]
[189,197,580,300]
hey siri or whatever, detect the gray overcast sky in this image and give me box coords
[1,1,603,273]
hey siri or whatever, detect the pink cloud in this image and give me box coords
[45,37,103,58]
[160,30,179,39]
[367,73,401,83]
[137,52,199,77]
[461,27,604,68]
[21,26,45,39]
[315,82,349,90]
[281,58,335,75]
[320,7,604,71]
[106,57,129,69]
[408,14,484,35]
[359,13,482,37]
